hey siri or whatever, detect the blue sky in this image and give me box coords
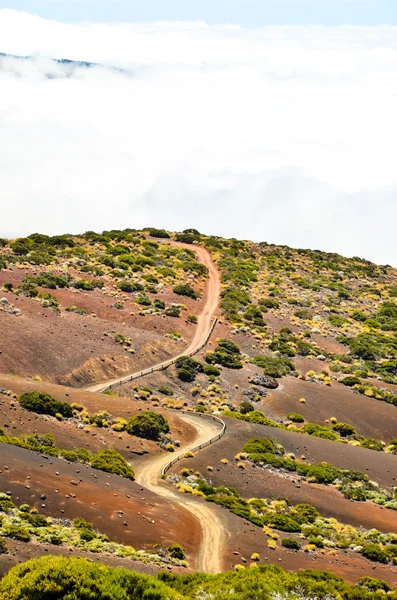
[2,0,397,25]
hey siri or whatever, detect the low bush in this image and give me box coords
[176,356,203,382]
[158,385,174,396]
[167,543,185,560]
[147,228,170,238]
[251,356,294,378]
[302,423,339,441]
[203,364,221,377]
[173,284,197,299]
[360,438,384,452]
[0,550,394,600]
[332,422,356,437]
[239,401,254,414]
[281,538,300,550]
[0,538,7,555]
[2,525,30,542]
[340,375,362,387]
[286,412,304,423]
[165,307,180,317]
[126,411,169,440]
[206,339,242,369]
[358,577,391,592]
[19,391,72,418]
[90,449,134,480]
[264,514,301,533]
[360,543,388,564]
[243,437,276,454]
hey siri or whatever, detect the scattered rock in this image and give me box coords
[249,375,278,389]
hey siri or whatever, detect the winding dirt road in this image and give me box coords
[86,242,227,572]
[87,242,220,393]
[135,413,229,573]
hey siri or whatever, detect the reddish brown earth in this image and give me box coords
[2,242,397,585]
[222,512,397,586]
[0,375,197,463]
[170,417,397,532]
[0,443,200,559]
[264,376,397,442]
[0,254,207,387]
[0,286,181,386]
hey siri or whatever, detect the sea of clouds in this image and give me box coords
[1,9,397,264]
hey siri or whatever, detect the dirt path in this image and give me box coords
[85,242,227,572]
[87,243,220,393]
[135,413,229,573]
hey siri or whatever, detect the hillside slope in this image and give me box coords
[1,227,397,589]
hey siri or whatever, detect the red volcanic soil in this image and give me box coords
[222,512,397,586]
[0,289,181,386]
[176,453,397,534]
[263,376,397,443]
[0,443,200,560]
[0,375,196,464]
[221,418,397,489]
[0,263,208,386]
[170,417,397,532]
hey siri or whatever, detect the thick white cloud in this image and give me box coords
[1,9,397,264]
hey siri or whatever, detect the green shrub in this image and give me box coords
[167,543,185,560]
[264,514,301,533]
[117,281,144,292]
[176,356,203,382]
[165,307,180,317]
[0,538,7,555]
[136,295,151,306]
[332,422,356,437]
[154,299,166,309]
[302,423,339,441]
[360,543,388,564]
[294,309,312,320]
[328,315,348,327]
[251,356,294,378]
[2,525,30,542]
[303,464,340,484]
[21,512,48,528]
[205,339,242,369]
[281,538,300,550]
[218,339,240,354]
[286,412,304,423]
[0,547,390,600]
[243,437,276,454]
[290,503,320,524]
[357,577,390,592]
[0,499,16,513]
[90,449,134,480]
[158,385,174,396]
[173,284,197,298]
[259,298,279,309]
[249,411,278,427]
[340,376,362,387]
[0,556,183,600]
[203,364,221,377]
[19,391,72,418]
[147,228,170,238]
[73,279,103,291]
[239,401,254,414]
[175,232,199,244]
[126,411,169,440]
[360,438,384,452]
